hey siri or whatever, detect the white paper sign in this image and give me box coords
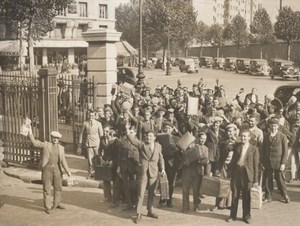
[187,96,199,115]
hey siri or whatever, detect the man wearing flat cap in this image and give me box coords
[262,117,290,203]
[27,127,71,214]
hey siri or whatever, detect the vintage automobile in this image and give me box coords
[212,57,225,69]
[235,58,251,73]
[199,56,213,68]
[249,59,270,76]
[179,58,198,73]
[224,57,237,71]
[274,84,300,107]
[269,58,300,80]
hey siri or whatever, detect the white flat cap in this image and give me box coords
[50,131,62,138]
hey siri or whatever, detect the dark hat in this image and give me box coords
[163,121,173,128]
[269,117,279,125]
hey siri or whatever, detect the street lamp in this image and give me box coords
[136,0,145,89]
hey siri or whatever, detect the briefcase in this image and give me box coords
[251,186,262,209]
[200,176,230,198]
[95,165,112,181]
[159,174,169,200]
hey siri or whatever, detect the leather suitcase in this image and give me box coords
[200,176,230,198]
[159,174,170,200]
[95,165,112,181]
[251,186,262,209]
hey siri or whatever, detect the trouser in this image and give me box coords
[230,166,251,220]
[205,161,217,177]
[160,162,177,202]
[103,171,121,203]
[182,166,202,210]
[136,171,157,214]
[122,170,138,207]
[265,168,288,199]
[216,164,232,208]
[87,146,99,175]
[42,164,63,211]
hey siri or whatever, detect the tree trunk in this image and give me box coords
[200,47,203,57]
[217,47,220,58]
[287,41,291,61]
[260,44,263,59]
[27,20,35,75]
[236,46,239,58]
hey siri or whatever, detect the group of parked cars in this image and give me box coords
[174,56,300,81]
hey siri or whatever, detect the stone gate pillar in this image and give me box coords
[38,68,58,142]
[82,29,121,108]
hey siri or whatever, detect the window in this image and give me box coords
[79,2,87,17]
[99,4,107,19]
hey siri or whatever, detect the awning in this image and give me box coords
[0,40,27,56]
[116,41,138,57]
[34,40,88,48]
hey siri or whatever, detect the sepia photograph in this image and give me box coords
[1,0,300,225]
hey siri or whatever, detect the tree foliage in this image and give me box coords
[274,6,299,60]
[115,0,197,56]
[0,0,72,72]
[195,21,209,47]
[225,14,249,56]
[206,23,226,58]
[250,8,275,45]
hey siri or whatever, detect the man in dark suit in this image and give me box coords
[126,126,165,224]
[244,88,259,105]
[227,130,259,224]
[262,118,290,203]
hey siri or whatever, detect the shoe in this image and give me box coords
[262,198,272,204]
[45,209,51,214]
[135,214,142,224]
[122,205,134,211]
[284,195,290,203]
[54,204,66,210]
[243,218,251,224]
[181,208,189,213]
[226,217,236,223]
[167,200,174,208]
[147,212,158,219]
[157,200,165,208]
[210,206,218,212]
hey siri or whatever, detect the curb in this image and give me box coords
[3,167,103,189]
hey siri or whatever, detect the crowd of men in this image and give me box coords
[76,78,300,224]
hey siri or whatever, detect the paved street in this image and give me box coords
[1,68,300,226]
[1,167,300,226]
[135,66,299,101]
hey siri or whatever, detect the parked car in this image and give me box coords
[249,59,271,76]
[269,58,300,80]
[155,58,164,69]
[235,58,251,73]
[190,56,200,67]
[212,57,225,69]
[274,84,300,107]
[173,58,180,66]
[179,58,198,73]
[224,57,237,71]
[199,56,213,68]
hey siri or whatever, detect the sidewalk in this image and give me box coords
[3,153,101,189]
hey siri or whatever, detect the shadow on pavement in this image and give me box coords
[0,195,44,212]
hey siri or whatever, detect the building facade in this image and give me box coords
[0,0,116,68]
[193,0,262,26]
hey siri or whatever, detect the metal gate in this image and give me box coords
[56,73,94,150]
[0,71,42,168]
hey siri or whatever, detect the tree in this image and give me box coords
[207,23,225,58]
[195,21,209,57]
[274,6,298,60]
[225,15,249,57]
[0,0,72,73]
[250,8,276,59]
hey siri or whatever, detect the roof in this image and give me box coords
[34,40,88,48]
